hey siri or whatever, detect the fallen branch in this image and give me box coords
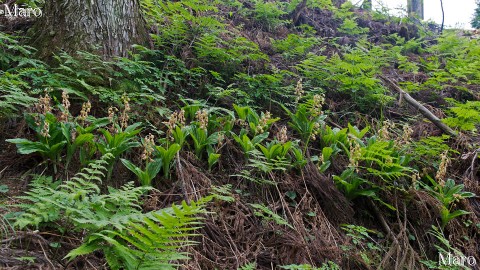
[468,148,479,180]
[176,152,190,203]
[380,75,457,137]
[0,230,39,244]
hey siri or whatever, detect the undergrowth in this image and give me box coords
[1,0,479,269]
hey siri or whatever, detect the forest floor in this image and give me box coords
[1,1,480,269]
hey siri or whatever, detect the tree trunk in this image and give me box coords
[407,0,424,19]
[332,0,346,8]
[362,0,372,10]
[30,0,148,59]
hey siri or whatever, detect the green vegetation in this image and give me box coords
[1,0,479,269]
[472,0,480,29]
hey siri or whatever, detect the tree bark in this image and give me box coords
[407,0,424,20]
[440,0,445,33]
[332,0,346,8]
[30,0,148,59]
[362,0,372,10]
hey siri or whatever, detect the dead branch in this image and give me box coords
[0,230,40,244]
[469,149,479,180]
[379,75,457,137]
[176,152,190,203]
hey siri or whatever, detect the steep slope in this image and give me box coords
[0,1,479,269]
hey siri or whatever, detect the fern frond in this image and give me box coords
[16,153,212,269]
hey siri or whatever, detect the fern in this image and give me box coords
[412,135,454,166]
[66,198,210,270]
[238,262,257,270]
[443,100,480,132]
[15,154,113,229]
[194,33,268,75]
[252,0,287,31]
[360,138,413,185]
[143,0,223,51]
[247,152,291,174]
[338,18,368,35]
[0,32,36,69]
[422,32,480,92]
[280,261,341,270]
[296,42,395,110]
[250,203,293,229]
[424,226,471,270]
[0,33,41,117]
[15,154,211,269]
[0,75,37,117]
[272,34,319,60]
